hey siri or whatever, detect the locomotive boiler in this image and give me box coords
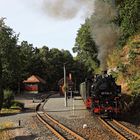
[80,71,121,116]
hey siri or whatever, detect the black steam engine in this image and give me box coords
[80,71,121,116]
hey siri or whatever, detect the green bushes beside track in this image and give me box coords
[2,89,24,110]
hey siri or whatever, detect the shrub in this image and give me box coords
[117,63,127,73]
[3,90,14,109]
[129,93,140,113]
[118,0,140,46]
[11,100,24,110]
[128,73,140,94]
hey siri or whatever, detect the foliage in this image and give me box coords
[0,18,18,110]
[128,73,140,94]
[17,41,39,79]
[73,20,99,72]
[128,92,140,113]
[107,33,140,115]
[128,50,137,63]
[118,0,140,46]
[117,63,128,73]
[108,34,140,95]
[1,108,20,114]
[3,89,14,109]
[11,100,24,110]
[109,70,118,79]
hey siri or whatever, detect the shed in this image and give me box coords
[23,75,46,93]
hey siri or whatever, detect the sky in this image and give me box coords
[0,0,85,55]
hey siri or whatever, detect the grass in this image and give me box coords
[0,121,15,140]
[1,108,21,115]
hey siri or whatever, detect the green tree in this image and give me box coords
[27,47,46,77]
[73,20,99,72]
[45,48,74,90]
[118,0,140,45]
[14,41,47,93]
[38,47,84,90]
[0,18,18,110]
[17,41,37,79]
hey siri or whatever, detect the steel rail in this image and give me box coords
[44,112,85,140]
[112,119,140,140]
[36,92,66,140]
[98,117,127,140]
[36,92,85,140]
[36,113,66,140]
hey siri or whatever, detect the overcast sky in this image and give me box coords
[0,0,86,55]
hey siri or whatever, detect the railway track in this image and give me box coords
[36,92,85,140]
[99,117,140,140]
[37,112,85,140]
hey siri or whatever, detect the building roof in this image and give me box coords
[23,75,46,84]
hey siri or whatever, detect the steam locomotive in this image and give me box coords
[80,71,121,116]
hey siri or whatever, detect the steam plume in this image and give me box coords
[42,0,120,70]
[90,0,120,70]
[42,0,94,20]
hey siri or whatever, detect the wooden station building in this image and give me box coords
[23,75,46,93]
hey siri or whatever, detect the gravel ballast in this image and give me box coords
[44,96,118,140]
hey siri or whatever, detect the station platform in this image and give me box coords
[43,96,89,119]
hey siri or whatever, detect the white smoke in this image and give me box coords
[90,0,120,70]
[42,0,94,20]
[41,0,120,70]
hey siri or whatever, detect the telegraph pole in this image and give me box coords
[64,63,67,107]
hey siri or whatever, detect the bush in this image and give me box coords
[3,90,14,109]
[118,0,140,46]
[128,73,140,94]
[11,100,24,110]
[128,93,140,114]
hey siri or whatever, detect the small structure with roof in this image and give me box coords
[23,75,46,93]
